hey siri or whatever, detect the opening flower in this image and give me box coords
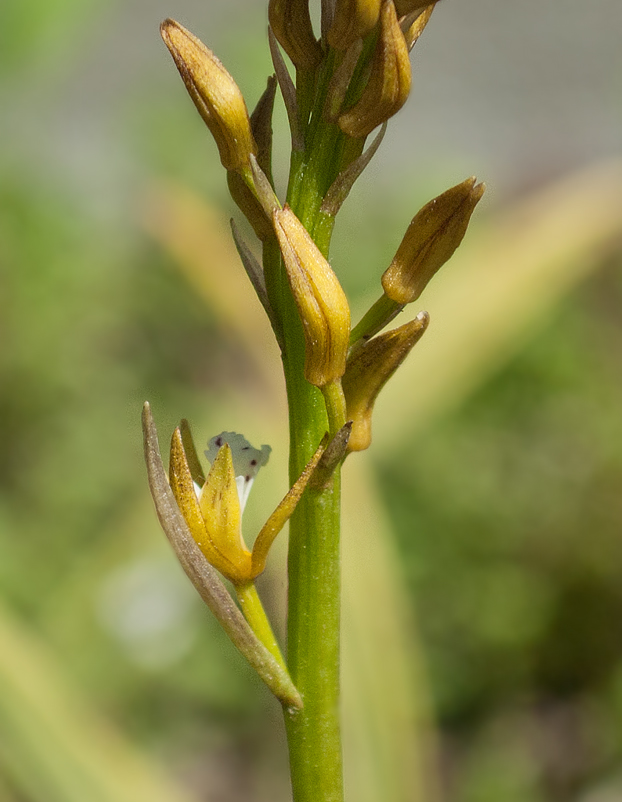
[169,422,325,585]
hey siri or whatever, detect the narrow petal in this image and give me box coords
[179,419,205,485]
[169,428,210,544]
[200,444,252,583]
[251,438,327,577]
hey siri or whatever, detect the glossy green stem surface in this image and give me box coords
[262,95,349,796]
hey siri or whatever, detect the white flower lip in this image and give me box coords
[205,432,271,513]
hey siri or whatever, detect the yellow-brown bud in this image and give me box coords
[273,206,351,387]
[382,177,485,304]
[338,0,411,138]
[269,0,323,71]
[342,312,429,451]
[328,0,382,51]
[161,19,257,172]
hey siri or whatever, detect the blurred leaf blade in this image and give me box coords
[0,600,201,802]
[372,159,622,453]
[342,458,441,802]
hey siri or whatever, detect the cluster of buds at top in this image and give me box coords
[268,0,439,137]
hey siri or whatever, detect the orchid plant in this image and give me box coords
[143,2,484,800]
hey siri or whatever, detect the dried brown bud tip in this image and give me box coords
[382,177,485,304]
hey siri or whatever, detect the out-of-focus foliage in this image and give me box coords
[380,267,622,800]
[2,0,622,801]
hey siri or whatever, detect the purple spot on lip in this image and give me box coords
[245,475,250,481]
[250,459,257,466]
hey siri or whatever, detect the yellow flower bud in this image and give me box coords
[273,206,351,387]
[268,0,323,71]
[342,312,429,451]
[328,0,382,51]
[160,19,257,172]
[382,177,485,304]
[338,0,411,138]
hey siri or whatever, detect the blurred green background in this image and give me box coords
[2,1,622,801]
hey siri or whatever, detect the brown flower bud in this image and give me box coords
[328,0,382,51]
[268,0,323,71]
[382,177,485,304]
[342,312,429,451]
[273,206,351,387]
[161,19,257,172]
[338,0,412,138]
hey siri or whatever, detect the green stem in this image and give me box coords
[262,46,358,801]
[263,231,346,802]
[284,470,344,802]
[235,581,288,672]
[322,380,347,438]
[349,292,404,347]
